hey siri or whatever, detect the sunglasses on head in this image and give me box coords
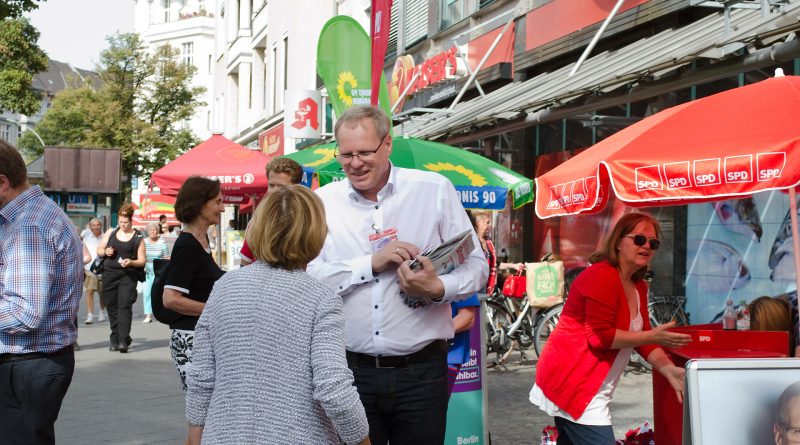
[624,234,661,250]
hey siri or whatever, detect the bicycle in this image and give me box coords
[484,263,582,367]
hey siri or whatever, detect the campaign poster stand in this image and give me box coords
[652,324,788,445]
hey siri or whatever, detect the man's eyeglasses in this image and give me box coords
[334,135,387,162]
[623,234,661,250]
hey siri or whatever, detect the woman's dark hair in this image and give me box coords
[588,212,662,282]
[118,203,135,219]
[174,176,221,224]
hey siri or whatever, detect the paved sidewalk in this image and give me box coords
[56,297,187,444]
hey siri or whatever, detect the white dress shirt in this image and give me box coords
[308,165,488,356]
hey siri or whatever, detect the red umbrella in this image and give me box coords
[150,134,268,203]
[534,75,800,294]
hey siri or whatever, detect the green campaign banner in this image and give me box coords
[316,16,391,119]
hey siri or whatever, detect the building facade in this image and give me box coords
[134,0,216,140]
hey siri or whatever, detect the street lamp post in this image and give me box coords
[0,116,45,146]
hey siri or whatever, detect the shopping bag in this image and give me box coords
[525,260,564,308]
[501,266,526,298]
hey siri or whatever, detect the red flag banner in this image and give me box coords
[370,0,392,106]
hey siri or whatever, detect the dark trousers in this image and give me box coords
[554,416,616,445]
[349,353,449,445]
[0,348,75,444]
[102,268,137,347]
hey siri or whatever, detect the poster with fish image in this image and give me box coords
[685,191,798,323]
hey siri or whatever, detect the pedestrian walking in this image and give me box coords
[186,185,370,445]
[82,217,107,324]
[96,204,146,353]
[0,140,83,444]
[143,222,169,323]
[307,105,488,445]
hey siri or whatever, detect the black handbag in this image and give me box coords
[151,258,181,324]
[89,256,104,275]
[132,229,146,282]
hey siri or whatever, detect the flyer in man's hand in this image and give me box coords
[409,229,475,275]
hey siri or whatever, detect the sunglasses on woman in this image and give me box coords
[624,234,661,250]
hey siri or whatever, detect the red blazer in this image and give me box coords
[534,261,658,419]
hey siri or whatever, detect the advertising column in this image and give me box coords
[445,312,485,445]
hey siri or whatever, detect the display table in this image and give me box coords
[652,324,789,445]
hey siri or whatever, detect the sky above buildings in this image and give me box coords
[27,0,135,70]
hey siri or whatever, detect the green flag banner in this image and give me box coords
[317,16,391,119]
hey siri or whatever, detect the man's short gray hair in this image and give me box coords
[334,105,390,141]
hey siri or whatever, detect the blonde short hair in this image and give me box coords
[247,185,327,270]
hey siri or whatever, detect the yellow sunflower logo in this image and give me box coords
[423,162,488,187]
[307,148,336,167]
[337,71,357,107]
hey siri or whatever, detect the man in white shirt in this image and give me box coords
[82,218,106,324]
[308,105,487,445]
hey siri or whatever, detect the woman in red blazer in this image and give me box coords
[530,213,691,444]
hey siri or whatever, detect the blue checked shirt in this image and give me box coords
[0,186,83,354]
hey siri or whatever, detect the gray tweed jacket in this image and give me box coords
[185,262,368,444]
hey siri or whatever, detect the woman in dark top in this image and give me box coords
[96,203,146,353]
[163,176,225,398]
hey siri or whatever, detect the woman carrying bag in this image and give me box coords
[96,203,146,353]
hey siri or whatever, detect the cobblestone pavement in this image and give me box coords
[55,297,656,444]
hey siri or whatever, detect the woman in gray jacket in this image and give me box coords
[185,185,370,445]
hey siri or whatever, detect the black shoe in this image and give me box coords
[119,341,130,353]
[109,344,119,352]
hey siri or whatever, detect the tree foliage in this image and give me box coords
[0,0,43,20]
[0,17,47,114]
[19,32,205,199]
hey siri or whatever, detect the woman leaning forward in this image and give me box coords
[530,213,691,445]
[185,185,370,445]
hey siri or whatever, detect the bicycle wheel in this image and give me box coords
[533,304,562,357]
[648,299,690,327]
[485,301,515,366]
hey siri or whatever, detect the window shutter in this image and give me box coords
[386,3,399,60]
[404,0,428,49]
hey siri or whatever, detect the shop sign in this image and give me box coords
[284,90,322,139]
[389,47,460,109]
[66,193,95,213]
[258,123,284,161]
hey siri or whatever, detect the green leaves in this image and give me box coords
[0,18,47,115]
[19,32,204,199]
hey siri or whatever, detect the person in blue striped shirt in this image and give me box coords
[0,140,84,444]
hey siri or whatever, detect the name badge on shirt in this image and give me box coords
[369,228,398,252]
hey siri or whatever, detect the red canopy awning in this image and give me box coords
[150,134,268,201]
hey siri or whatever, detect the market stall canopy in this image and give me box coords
[150,134,268,204]
[284,136,533,210]
[534,76,800,219]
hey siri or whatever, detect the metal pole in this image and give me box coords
[449,17,514,111]
[569,0,626,77]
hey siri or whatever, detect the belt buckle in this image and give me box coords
[375,355,395,369]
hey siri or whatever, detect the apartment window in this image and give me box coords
[404,0,428,49]
[208,54,212,74]
[0,125,10,141]
[162,0,170,22]
[283,37,288,96]
[479,0,497,8]
[440,0,466,29]
[16,125,21,140]
[386,3,398,60]
[271,46,278,113]
[182,42,194,66]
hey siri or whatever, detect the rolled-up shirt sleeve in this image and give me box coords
[0,225,52,333]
